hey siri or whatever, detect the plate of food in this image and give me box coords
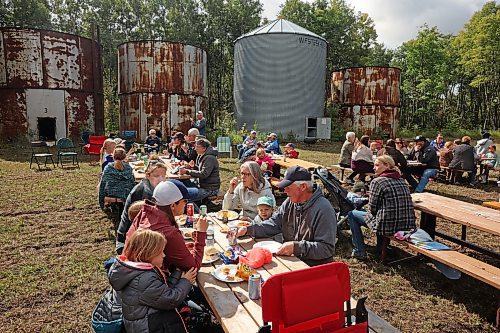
[133,161,144,167]
[253,240,282,254]
[227,220,251,228]
[175,215,188,226]
[202,247,220,264]
[216,210,239,221]
[211,264,244,283]
[179,227,194,240]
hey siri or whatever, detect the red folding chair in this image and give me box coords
[261,262,368,333]
[84,135,107,164]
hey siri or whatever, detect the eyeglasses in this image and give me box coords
[395,142,402,144]
[240,171,251,177]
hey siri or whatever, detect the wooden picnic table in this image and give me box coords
[411,192,500,259]
[272,156,321,170]
[129,156,190,182]
[196,213,400,333]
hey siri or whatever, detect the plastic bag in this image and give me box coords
[239,247,272,269]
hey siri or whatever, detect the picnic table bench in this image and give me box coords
[331,164,375,182]
[197,213,400,333]
[381,193,500,290]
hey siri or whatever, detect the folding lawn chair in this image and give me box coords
[84,135,107,164]
[216,136,232,158]
[30,141,56,170]
[260,262,368,333]
[56,138,79,168]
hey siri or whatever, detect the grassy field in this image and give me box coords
[0,141,498,332]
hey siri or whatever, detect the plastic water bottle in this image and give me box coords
[206,221,215,247]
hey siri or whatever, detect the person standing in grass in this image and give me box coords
[109,228,196,333]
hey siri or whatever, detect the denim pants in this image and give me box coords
[348,210,368,256]
[415,168,439,193]
[190,187,219,203]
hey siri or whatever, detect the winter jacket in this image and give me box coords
[186,146,220,191]
[475,138,493,156]
[108,256,190,333]
[99,162,135,209]
[439,148,453,167]
[144,136,162,148]
[364,169,416,235]
[192,118,206,136]
[430,139,445,151]
[377,146,407,171]
[285,149,299,159]
[408,141,440,169]
[127,201,206,271]
[246,186,336,266]
[265,140,280,154]
[449,143,476,171]
[339,140,354,166]
[222,181,275,219]
[116,179,155,251]
[243,136,258,148]
[255,155,275,171]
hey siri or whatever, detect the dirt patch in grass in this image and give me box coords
[0,142,498,332]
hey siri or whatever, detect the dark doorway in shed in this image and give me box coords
[38,117,56,141]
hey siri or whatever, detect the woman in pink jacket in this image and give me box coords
[255,148,275,174]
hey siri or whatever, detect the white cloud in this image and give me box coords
[261,0,491,48]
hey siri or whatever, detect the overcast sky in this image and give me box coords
[260,0,492,48]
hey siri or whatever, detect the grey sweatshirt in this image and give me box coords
[222,180,275,219]
[187,146,220,191]
[246,186,336,266]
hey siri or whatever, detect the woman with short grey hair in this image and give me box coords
[223,161,275,219]
[339,131,357,184]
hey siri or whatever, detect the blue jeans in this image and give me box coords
[190,188,219,203]
[348,210,368,256]
[415,168,439,193]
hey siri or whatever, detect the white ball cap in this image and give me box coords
[153,181,183,206]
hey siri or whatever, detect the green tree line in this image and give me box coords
[1,0,498,133]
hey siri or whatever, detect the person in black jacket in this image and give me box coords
[407,136,440,192]
[377,139,416,186]
[144,129,162,153]
[449,136,477,184]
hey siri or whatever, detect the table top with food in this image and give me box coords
[129,155,191,181]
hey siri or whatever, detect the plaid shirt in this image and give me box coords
[364,173,416,235]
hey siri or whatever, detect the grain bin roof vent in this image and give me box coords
[235,18,326,42]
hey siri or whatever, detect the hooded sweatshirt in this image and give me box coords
[108,256,190,333]
[246,186,336,266]
[222,180,275,219]
[186,146,220,191]
[127,201,206,271]
[98,162,136,209]
[475,138,493,156]
[364,169,416,235]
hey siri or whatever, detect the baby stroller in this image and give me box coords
[313,167,354,228]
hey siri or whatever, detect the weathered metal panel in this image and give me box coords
[66,91,95,139]
[331,67,401,106]
[234,32,327,140]
[42,32,81,89]
[169,94,197,135]
[4,29,44,87]
[0,33,6,86]
[26,89,66,139]
[120,94,141,136]
[341,105,399,138]
[0,90,28,139]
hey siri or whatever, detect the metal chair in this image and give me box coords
[30,141,56,170]
[216,136,232,158]
[56,138,79,168]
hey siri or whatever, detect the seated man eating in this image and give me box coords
[236,166,336,266]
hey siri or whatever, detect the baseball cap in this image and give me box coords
[414,135,426,142]
[250,130,256,134]
[114,138,125,145]
[352,181,366,193]
[153,181,183,206]
[277,166,311,189]
[285,143,295,148]
[269,132,277,138]
[168,179,196,201]
[257,196,275,208]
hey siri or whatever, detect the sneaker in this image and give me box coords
[351,251,367,260]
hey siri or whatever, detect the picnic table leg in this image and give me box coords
[419,212,436,239]
[461,225,467,243]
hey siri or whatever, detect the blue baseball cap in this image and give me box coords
[167,180,197,201]
[277,166,311,189]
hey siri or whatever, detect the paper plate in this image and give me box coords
[179,227,194,240]
[202,248,220,264]
[227,220,251,228]
[175,215,188,226]
[253,241,282,254]
[211,264,244,283]
[216,210,239,221]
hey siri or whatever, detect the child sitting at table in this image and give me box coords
[284,143,299,159]
[479,145,498,184]
[108,228,197,333]
[255,148,275,175]
[101,138,116,171]
[253,196,275,225]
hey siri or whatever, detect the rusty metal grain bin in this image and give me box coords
[118,41,207,139]
[331,67,401,138]
[0,28,103,141]
[234,19,327,140]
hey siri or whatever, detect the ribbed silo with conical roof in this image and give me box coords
[234,19,329,140]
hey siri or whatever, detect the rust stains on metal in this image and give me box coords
[118,41,207,139]
[0,28,103,140]
[0,90,28,139]
[331,67,401,106]
[340,105,399,138]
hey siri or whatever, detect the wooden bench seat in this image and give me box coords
[385,238,500,289]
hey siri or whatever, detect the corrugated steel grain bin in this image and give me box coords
[331,67,400,138]
[118,41,207,139]
[234,19,328,140]
[0,28,104,141]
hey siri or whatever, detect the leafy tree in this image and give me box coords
[1,0,52,29]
